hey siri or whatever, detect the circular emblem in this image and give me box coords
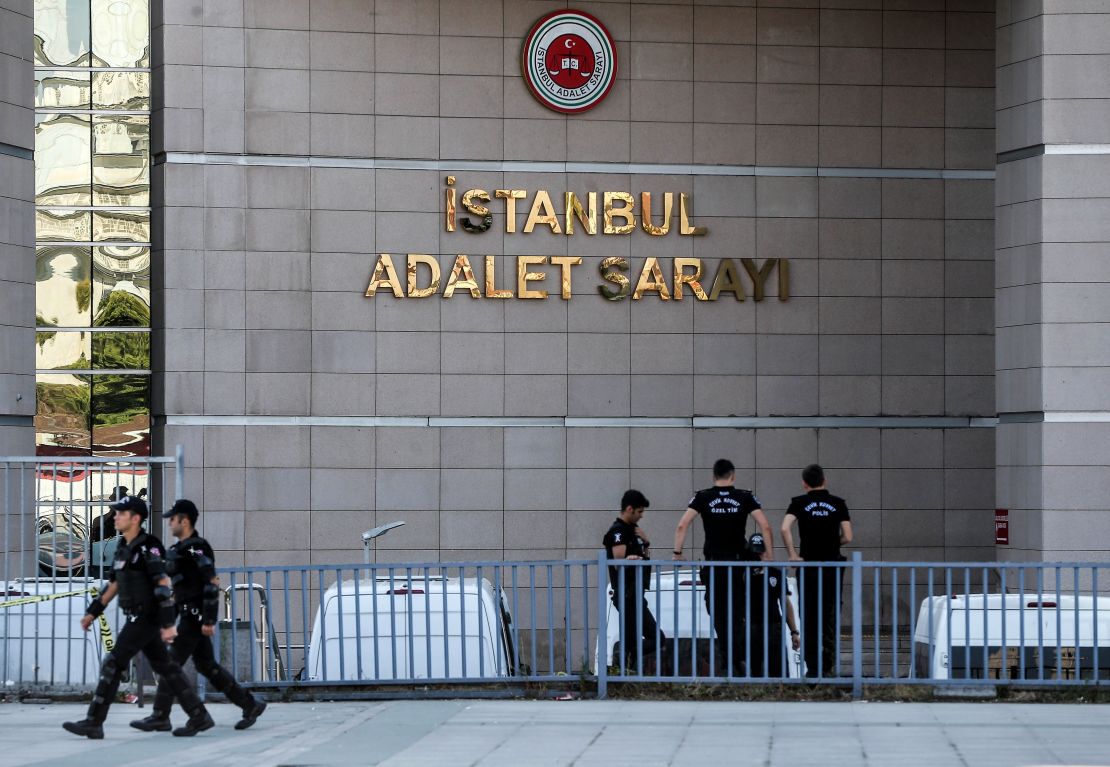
[521,10,617,114]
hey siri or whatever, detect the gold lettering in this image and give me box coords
[517,256,549,299]
[741,258,777,302]
[443,254,481,298]
[444,177,456,232]
[603,191,636,235]
[640,192,673,236]
[365,254,404,298]
[632,257,671,300]
[564,192,597,235]
[709,258,745,301]
[778,258,790,301]
[495,189,527,233]
[460,189,492,233]
[673,257,708,301]
[598,256,630,301]
[679,193,707,236]
[406,254,441,298]
[484,255,513,299]
[549,256,582,300]
[523,190,562,234]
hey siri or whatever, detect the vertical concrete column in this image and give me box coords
[996,2,1110,562]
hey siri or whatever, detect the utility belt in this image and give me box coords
[177,601,204,620]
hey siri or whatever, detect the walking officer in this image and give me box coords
[131,499,266,733]
[62,494,214,739]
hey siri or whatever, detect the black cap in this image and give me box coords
[167,498,199,525]
[748,533,766,554]
[110,494,148,520]
[110,485,129,501]
[620,489,650,511]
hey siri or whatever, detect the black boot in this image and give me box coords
[235,699,267,730]
[130,711,172,732]
[62,718,104,739]
[172,708,214,737]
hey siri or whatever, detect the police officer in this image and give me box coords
[131,499,266,733]
[781,463,852,678]
[62,495,214,739]
[602,489,665,670]
[742,533,800,678]
[673,459,774,675]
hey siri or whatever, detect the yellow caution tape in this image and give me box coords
[0,587,96,609]
[98,612,115,652]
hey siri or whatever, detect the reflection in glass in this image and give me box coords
[92,245,150,326]
[92,331,149,369]
[34,0,91,67]
[92,209,150,243]
[92,71,149,110]
[35,113,92,205]
[35,373,91,455]
[91,0,150,68]
[93,116,149,206]
[35,70,92,109]
[36,209,93,242]
[36,330,91,370]
[36,246,92,326]
[92,374,150,457]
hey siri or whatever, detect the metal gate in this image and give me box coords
[1,450,182,688]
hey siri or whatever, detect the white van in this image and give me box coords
[596,566,804,678]
[913,593,1110,680]
[305,574,516,681]
[0,578,120,686]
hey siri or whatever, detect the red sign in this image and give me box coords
[995,508,1009,545]
[521,10,617,114]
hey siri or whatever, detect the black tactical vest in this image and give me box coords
[114,535,155,611]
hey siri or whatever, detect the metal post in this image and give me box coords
[597,549,608,700]
[851,551,863,699]
[174,444,185,502]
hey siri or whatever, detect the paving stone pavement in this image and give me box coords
[1,699,1108,767]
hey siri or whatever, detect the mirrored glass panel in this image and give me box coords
[93,116,149,206]
[36,209,92,242]
[91,0,149,68]
[92,331,149,369]
[36,246,92,327]
[35,113,92,206]
[35,373,91,456]
[35,70,92,110]
[92,374,150,458]
[34,0,91,67]
[92,209,149,243]
[92,245,150,326]
[92,71,149,110]
[36,330,92,370]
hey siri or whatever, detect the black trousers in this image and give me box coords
[88,613,204,724]
[799,564,843,677]
[748,622,785,678]
[153,612,255,715]
[701,563,746,675]
[611,571,663,669]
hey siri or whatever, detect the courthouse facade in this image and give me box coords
[1,1,1108,567]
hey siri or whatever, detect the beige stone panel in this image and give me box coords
[693,374,757,418]
[757,7,818,47]
[441,117,504,161]
[375,115,439,159]
[505,375,567,417]
[692,123,755,165]
[820,9,881,48]
[755,176,817,218]
[882,86,943,127]
[881,179,942,220]
[945,87,994,129]
[162,64,203,109]
[310,31,374,72]
[693,43,756,83]
[881,219,943,261]
[756,375,817,417]
[818,296,880,335]
[311,167,375,212]
[756,296,817,335]
[631,122,692,163]
[375,34,438,74]
[440,74,503,119]
[243,0,308,29]
[245,28,309,69]
[441,468,503,510]
[818,125,881,167]
[568,374,631,417]
[819,178,880,219]
[880,375,943,416]
[438,0,503,38]
[819,218,880,260]
[945,376,994,417]
[819,47,881,85]
[375,73,438,116]
[757,45,819,84]
[203,329,245,372]
[632,3,692,43]
[880,509,944,548]
[944,128,995,170]
[629,41,693,81]
[244,111,309,155]
[694,5,756,46]
[882,49,943,87]
[756,334,818,376]
[376,373,440,417]
[309,71,374,114]
[883,10,944,49]
[945,49,994,88]
[631,80,693,122]
[882,127,943,169]
[693,82,755,123]
[158,107,203,152]
[203,109,245,154]
[757,83,817,124]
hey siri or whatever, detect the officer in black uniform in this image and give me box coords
[62,495,214,739]
[781,463,852,678]
[742,533,800,678]
[131,499,266,733]
[602,489,665,670]
[673,458,774,675]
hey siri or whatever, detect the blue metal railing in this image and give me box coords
[4,551,1110,696]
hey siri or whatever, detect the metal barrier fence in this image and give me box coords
[1,451,182,688]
